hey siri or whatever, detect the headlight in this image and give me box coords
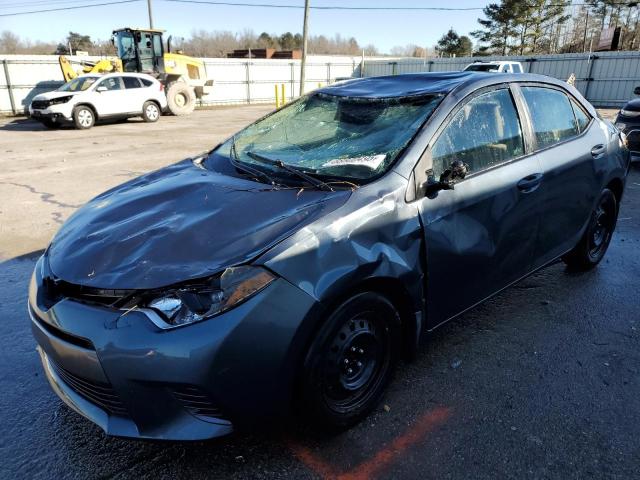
[142,266,275,329]
[620,109,640,118]
[48,96,73,105]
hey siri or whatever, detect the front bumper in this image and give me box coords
[29,104,73,123]
[29,257,320,440]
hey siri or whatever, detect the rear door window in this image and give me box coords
[570,98,591,132]
[141,78,154,87]
[521,86,579,149]
[98,77,123,91]
[513,64,523,73]
[123,77,142,89]
[431,88,525,176]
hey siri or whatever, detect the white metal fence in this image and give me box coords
[2,51,640,114]
[0,54,363,115]
[362,50,640,108]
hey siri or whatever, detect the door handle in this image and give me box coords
[591,144,606,158]
[517,173,544,193]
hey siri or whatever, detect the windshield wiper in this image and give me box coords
[246,151,333,191]
[229,137,277,186]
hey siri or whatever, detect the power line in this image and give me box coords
[0,0,141,17]
[2,0,639,17]
[161,0,485,10]
[0,0,120,8]
[161,0,640,11]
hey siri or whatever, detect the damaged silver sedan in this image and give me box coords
[29,72,630,439]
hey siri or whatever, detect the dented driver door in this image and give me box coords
[416,86,543,327]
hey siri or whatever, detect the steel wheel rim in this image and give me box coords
[146,104,159,120]
[321,312,390,413]
[78,109,92,127]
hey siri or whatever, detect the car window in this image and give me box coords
[570,98,591,132]
[521,86,579,149]
[98,77,122,91]
[123,76,142,89]
[141,78,153,87]
[513,64,522,73]
[431,88,525,177]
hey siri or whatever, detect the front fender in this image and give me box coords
[258,172,425,333]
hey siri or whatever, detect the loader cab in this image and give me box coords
[113,28,165,76]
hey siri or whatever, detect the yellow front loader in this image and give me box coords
[58,27,213,116]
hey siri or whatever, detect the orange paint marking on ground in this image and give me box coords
[289,406,451,480]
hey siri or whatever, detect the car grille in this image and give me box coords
[169,385,227,421]
[49,358,129,417]
[42,276,136,309]
[31,100,48,110]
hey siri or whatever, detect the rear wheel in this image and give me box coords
[72,106,95,129]
[166,82,195,116]
[142,101,160,122]
[300,292,401,430]
[563,188,618,270]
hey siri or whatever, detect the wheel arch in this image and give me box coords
[606,176,624,208]
[73,102,98,119]
[314,275,422,363]
[144,98,162,112]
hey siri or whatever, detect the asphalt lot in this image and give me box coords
[0,107,639,479]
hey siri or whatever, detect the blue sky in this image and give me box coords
[0,0,487,53]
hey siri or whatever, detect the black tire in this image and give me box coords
[563,188,618,270]
[300,292,401,431]
[72,105,95,129]
[142,100,161,122]
[166,82,195,116]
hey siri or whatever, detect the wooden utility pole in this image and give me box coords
[147,0,154,29]
[299,0,310,96]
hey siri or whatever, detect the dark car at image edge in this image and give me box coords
[614,86,640,161]
[28,71,630,440]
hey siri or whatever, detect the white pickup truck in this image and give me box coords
[463,61,524,73]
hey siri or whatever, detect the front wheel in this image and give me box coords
[299,292,401,430]
[563,188,618,270]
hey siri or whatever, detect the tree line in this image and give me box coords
[0,29,377,57]
[2,1,640,59]
[471,0,640,55]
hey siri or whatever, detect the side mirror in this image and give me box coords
[424,160,469,195]
[634,86,640,95]
[96,86,107,93]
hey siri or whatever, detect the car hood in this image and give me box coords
[33,91,81,101]
[48,159,351,289]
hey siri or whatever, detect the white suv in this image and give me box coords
[29,73,168,129]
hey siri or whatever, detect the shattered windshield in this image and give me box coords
[214,92,441,182]
[58,76,98,92]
